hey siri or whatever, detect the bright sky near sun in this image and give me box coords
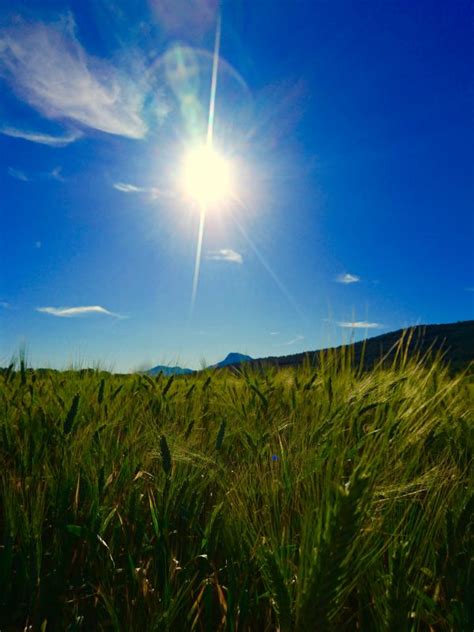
[1,0,473,371]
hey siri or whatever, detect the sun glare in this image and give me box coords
[183,145,232,207]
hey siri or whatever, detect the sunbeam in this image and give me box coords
[207,13,221,147]
[189,12,223,316]
[190,203,206,316]
[231,197,308,324]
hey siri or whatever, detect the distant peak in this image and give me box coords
[147,364,193,376]
[215,352,253,368]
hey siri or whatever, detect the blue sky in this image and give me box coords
[1,0,473,371]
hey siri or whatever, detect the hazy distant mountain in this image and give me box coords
[227,321,474,373]
[213,352,253,368]
[147,353,253,375]
[147,365,193,376]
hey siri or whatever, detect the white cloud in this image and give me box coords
[113,182,145,193]
[206,249,243,264]
[1,126,81,146]
[0,301,11,309]
[8,165,66,183]
[277,334,305,346]
[0,16,146,138]
[337,321,383,329]
[336,273,360,284]
[49,166,65,182]
[113,181,173,198]
[269,331,280,336]
[7,167,29,181]
[36,305,122,318]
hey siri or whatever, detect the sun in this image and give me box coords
[182,144,232,207]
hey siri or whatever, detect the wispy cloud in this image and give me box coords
[337,321,383,329]
[0,301,11,309]
[277,334,305,346]
[113,182,144,193]
[0,16,146,138]
[50,166,65,182]
[8,165,66,183]
[206,249,243,264]
[269,331,280,336]
[36,305,122,318]
[1,126,81,146]
[7,167,29,181]
[336,273,360,284]
[113,181,173,198]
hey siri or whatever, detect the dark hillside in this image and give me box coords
[238,321,474,373]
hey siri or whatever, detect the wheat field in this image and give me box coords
[0,345,472,630]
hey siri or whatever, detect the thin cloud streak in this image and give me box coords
[50,167,65,182]
[8,166,66,183]
[336,273,360,284]
[7,167,29,181]
[206,249,243,264]
[337,321,383,329]
[113,182,174,198]
[0,16,146,138]
[113,182,144,193]
[36,305,122,318]
[1,126,81,146]
[277,334,305,346]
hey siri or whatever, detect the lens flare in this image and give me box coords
[183,144,232,206]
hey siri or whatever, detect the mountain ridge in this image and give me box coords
[213,352,253,368]
[230,320,474,373]
[145,321,473,376]
[147,365,193,376]
[146,352,253,375]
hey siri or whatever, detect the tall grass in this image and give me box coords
[0,345,472,630]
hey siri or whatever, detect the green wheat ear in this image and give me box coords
[97,378,105,405]
[64,393,80,435]
[162,375,175,397]
[160,434,172,476]
[184,419,194,439]
[215,420,227,451]
[296,474,369,630]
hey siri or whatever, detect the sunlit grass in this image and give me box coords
[0,343,472,630]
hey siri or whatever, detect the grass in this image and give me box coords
[0,343,472,630]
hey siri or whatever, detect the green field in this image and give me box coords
[1,346,472,630]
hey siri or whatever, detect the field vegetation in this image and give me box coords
[0,341,472,630]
